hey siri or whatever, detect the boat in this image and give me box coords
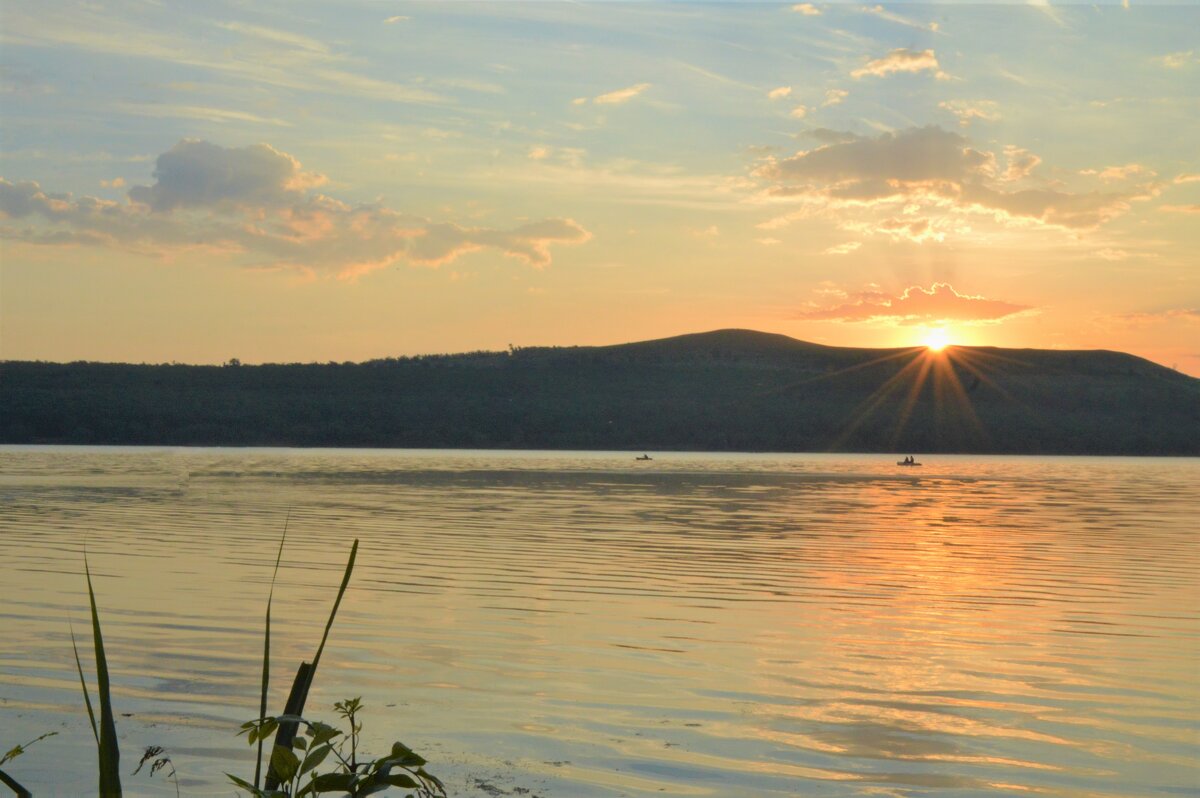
[897,460,922,466]
[636,454,653,461]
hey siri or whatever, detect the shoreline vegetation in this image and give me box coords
[1,535,446,798]
[2,329,1198,456]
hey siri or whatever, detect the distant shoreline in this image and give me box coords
[3,330,1198,456]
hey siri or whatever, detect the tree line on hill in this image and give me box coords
[2,330,1197,455]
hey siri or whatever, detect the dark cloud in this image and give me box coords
[127,139,324,211]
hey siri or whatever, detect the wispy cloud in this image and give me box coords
[384,15,409,24]
[768,86,792,100]
[791,4,821,16]
[119,102,292,127]
[851,48,947,80]
[860,5,940,32]
[577,83,652,106]
[822,88,848,106]
[823,241,861,255]
[797,283,1031,324]
[939,99,1000,126]
[1157,50,1195,69]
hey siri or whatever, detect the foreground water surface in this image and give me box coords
[1,447,1197,796]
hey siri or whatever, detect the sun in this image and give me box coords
[923,328,951,351]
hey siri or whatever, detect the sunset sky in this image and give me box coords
[2,1,1198,373]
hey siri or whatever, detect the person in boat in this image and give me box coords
[904,455,913,464]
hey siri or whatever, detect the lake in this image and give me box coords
[1,447,1197,796]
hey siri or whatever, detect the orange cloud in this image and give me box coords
[851,48,945,80]
[797,283,1031,325]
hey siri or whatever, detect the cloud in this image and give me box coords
[528,146,551,160]
[1157,50,1195,69]
[939,99,1000,126]
[851,48,946,80]
[1,140,591,278]
[823,241,861,255]
[384,15,409,23]
[768,86,792,100]
[844,216,944,243]
[791,3,821,15]
[99,177,125,189]
[861,5,940,32]
[584,83,652,106]
[790,105,808,119]
[1082,163,1154,181]
[1002,146,1041,181]
[1160,204,1200,214]
[797,283,1031,324]
[1095,248,1129,261]
[1174,173,1200,184]
[753,125,1135,231]
[1115,308,1200,325]
[127,140,325,211]
[822,88,848,107]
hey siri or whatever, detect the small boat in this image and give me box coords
[897,460,922,467]
[636,454,653,461]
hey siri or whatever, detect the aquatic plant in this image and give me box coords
[15,532,443,797]
[0,732,57,797]
[230,698,445,797]
[70,558,123,796]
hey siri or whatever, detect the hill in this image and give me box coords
[2,329,1197,454]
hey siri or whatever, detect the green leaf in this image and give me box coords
[299,744,330,776]
[255,522,288,791]
[85,557,122,797]
[307,771,356,793]
[292,736,307,752]
[309,540,358,677]
[381,773,419,789]
[69,624,99,745]
[268,745,300,784]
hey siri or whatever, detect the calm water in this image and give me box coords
[1,447,1197,797]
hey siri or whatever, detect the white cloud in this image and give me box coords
[790,105,808,119]
[791,4,821,16]
[384,15,409,24]
[768,86,792,100]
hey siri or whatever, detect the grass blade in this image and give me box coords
[309,539,358,677]
[69,621,99,745]
[85,558,122,797]
[255,516,289,790]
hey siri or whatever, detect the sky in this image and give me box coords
[1,0,1198,373]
